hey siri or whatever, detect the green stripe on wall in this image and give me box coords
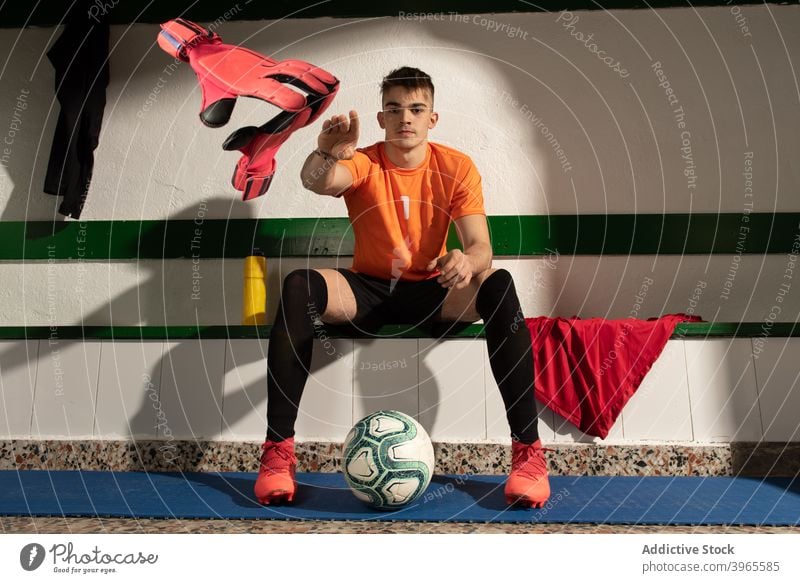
[1,1,781,28]
[0,322,796,340]
[671,321,799,338]
[2,214,798,260]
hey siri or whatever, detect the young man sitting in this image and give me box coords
[254,67,551,508]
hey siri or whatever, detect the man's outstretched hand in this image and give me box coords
[319,110,359,160]
[426,249,474,289]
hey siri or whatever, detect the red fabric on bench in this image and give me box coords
[527,314,702,438]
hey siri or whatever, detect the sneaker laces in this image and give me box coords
[260,440,295,472]
[511,443,552,478]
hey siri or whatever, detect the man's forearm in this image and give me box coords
[300,149,339,193]
[464,243,493,275]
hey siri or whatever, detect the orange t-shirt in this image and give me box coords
[337,141,485,281]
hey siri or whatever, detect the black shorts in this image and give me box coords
[332,267,449,335]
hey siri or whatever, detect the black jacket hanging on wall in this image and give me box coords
[43,3,110,219]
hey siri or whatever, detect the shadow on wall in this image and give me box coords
[117,332,444,473]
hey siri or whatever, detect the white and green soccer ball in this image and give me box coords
[342,410,435,509]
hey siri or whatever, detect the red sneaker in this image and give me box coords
[504,439,551,508]
[254,437,297,505]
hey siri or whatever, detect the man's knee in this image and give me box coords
[475,268,519,320]
[280,269,328,314]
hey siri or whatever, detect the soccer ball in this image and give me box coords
[342,410,435,509]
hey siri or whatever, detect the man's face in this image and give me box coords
[377,86,438,151]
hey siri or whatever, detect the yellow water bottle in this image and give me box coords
[242,248,267,325]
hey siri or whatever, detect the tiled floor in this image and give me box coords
[1,516,795,534]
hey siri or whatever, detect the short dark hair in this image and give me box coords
[380,67,434,102]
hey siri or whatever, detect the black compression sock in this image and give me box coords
[475,269,540,444]
[266,269,328,442]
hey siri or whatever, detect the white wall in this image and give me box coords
[1,5,799,325]
[1,255,798,325]
[2,337,798,444]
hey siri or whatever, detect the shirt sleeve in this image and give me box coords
[450,156,486,219]
[335,150,372,198]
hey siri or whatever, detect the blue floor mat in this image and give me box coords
[1,471,798,525]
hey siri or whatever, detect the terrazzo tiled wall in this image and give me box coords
[1,337,798,445]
